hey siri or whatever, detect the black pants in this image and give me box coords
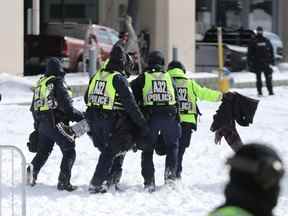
[176,123,193,178]
[141,113,181,183]
[88,112,133,187]
[31,119,76,184]
[255,66,273,95]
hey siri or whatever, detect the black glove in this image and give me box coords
[27,130,39,153]
[73,110,85,122]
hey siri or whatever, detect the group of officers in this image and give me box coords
[28,32,285,216]
[29,33,223,193]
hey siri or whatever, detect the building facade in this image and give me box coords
[0,0,287,75]
[196,0,280,36]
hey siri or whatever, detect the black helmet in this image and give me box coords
[46,57,65,77]
[106,46,126,72]
[147,50,165,67]
[256,26,263,32]
[256,26,264,36]
[227,143,284,190]
[167,60,186,71]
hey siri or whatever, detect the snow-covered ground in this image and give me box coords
[0,74,288,216]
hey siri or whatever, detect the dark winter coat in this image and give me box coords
[210,92,259,151]
[32,58,84,127]
[84,72,147,131]
[130,69,179,115]
[84,53,149,153]
[247,35,275,72]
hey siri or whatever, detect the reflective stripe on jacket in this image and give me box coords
[168,68,222,123]
[33,75,56,112]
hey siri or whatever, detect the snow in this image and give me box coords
[1,74,288,216]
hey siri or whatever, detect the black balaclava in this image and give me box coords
[147,50,165,72]
[46,57,65,78]
[224,143,284,216]
[256,26,264,37]
[167,60,186,72]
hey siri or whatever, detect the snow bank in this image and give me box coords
[0,73,34,104]
[1,87,288,216]
[278,63,288,72]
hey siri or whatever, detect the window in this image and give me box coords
[50,4,86,19]
[249,0,272,31]
[196,0,213,38]
[217,0,243,29]
[96,28,112,44]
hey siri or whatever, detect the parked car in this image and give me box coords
[81,24,119,71]
[262,31,283,63]
[200,27,283,72]
[24,34,83,75]
[46,22,119,72]
[24,23,119,75]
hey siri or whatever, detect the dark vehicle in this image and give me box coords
[24,34,74,75]
[199,27,283,72]
[195,28,256,72]
[24,23,119,76]
[196,42,247,72]
[202,27,255,46]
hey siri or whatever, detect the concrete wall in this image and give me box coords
[139,0,156,48]
[99,0,128,31]
[279,0,288,62]
[139,0,195,71]
[168,0,195,72]
[0,0,23,75]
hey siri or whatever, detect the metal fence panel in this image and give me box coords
[0,145,28,216]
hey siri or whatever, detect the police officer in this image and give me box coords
[29,57,84,191]
[85,45,149,193]
[208,143,284,216]
[167,60,222,179]
[247,26,275,96]
[130,50,181,192]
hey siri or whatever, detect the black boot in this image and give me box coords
[164,167,176,185]
[107,172,122,190]
[88,181,108,194]
[144,177,156,193]
[57,182,78,192]
[57,173,77,192]
[176,172,182,180]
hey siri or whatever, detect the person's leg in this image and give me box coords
[255,70,263,95]
[176,123,193,179]
[264,67,274,95]
[141,151,155,192]
[140,117,158,192]
[30,126,54,185]
[47,125,77,191]
[107,154,125,189]
[89,150,115,193]
[87,117,117,193]
[162,117,181,183]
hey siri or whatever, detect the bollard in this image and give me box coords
[217,27,230,93]
[172,47,178,61]
[88,47,97,77]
